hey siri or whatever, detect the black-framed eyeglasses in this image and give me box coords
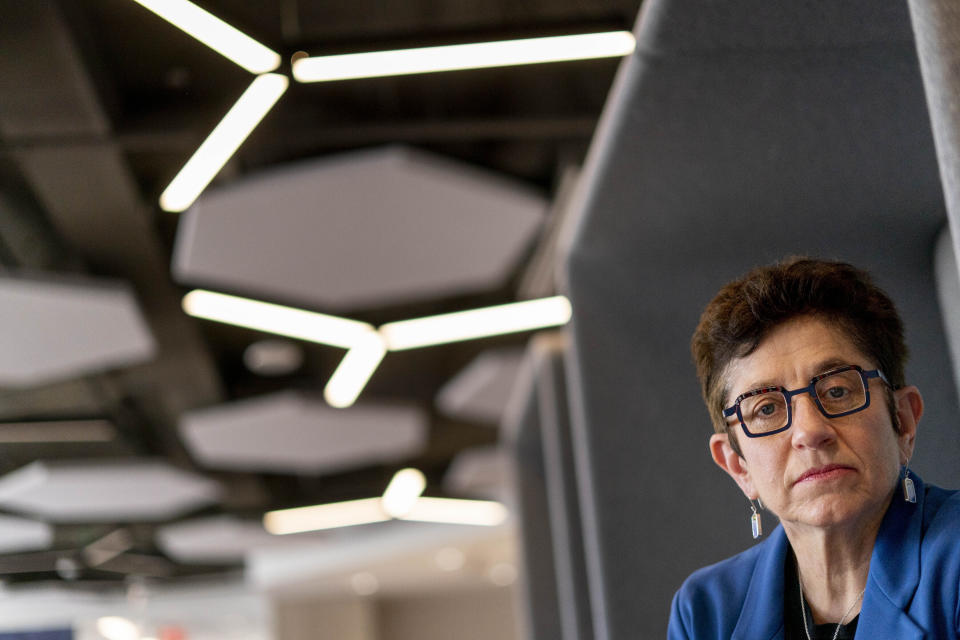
[722,365,890,438]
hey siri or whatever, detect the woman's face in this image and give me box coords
[710,315,921,533]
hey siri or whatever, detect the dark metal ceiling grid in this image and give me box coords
[0,0,640,584]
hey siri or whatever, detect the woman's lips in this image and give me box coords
[794,464,853,484]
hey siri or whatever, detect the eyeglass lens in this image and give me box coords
[740,369,867,435]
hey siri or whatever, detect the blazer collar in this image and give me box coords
[731,526,789,640]
[731,472,927,640]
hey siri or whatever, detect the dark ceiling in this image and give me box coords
[0,0,641,584]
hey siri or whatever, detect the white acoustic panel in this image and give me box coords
[0,514,54,553]
[179,391,427,474]
[0,460,219,522]
[172,147,546,310]
[436,348,526,424]
[443,446,511,501]
[0,275,155,387]
[156,515,285,564]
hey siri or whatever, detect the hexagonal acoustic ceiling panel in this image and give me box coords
[155,515,286,564]
[435,347,526,424]
[0,274,155,387]
[0,460,220,522]
[171,146,547,310]
[0,514,54,554]
[178,391,428,475]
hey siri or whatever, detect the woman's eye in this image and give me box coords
[825,386,849,399]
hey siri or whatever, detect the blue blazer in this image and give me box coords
[668,474,960,639]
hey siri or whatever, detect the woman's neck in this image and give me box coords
[782,506,886,624]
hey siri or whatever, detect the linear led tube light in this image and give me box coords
[323,331,387,408]
[292,31,636,83]
[381,468,427,518]
[130,0,281,74]
[379,295,572,351]
[400,497,509,526]
[182,289,373,349]
[264,498,388,535]
[160,73,288,212]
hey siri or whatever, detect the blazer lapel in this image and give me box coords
[731,526,789,640]
[854,473,926,640]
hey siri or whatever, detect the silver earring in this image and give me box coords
[903,466,917,503]
[756,496,764,511]
[750,501,763,539]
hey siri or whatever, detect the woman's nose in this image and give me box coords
[790,392,837,449]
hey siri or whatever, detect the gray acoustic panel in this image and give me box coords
[0,274,155,387]
[180,392,427,474]
[0,460,219,522]
[172,147,545,310]
[562,1,955,638]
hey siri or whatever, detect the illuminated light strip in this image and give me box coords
[292,31,636,83]
[130,0,280,74]
[381,468,426,518]
[160,74,288,212]
[399,497,509,526]
[323,332,388,408]
[182,289,373,349]
[379,296,572,351]
[264,498,388,535]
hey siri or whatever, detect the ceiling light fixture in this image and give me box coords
[160,73,288,212]
[182,289,373,349]
[96,617,139,640]
[264,498,388,535]
[323,331,388,408]
[292,31,636,83]
[399,497,509,526]
[381,468,427,518]
[129,0,281,73]
[379,296,572,350]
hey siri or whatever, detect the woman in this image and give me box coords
[668,258,960,640]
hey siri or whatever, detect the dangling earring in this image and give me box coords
[756,496,764,511]
[750,501,763,539]
[902,466,917,503]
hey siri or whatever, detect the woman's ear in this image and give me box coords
[710,432,757,500]
[894,385,923,464]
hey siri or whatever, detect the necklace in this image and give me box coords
[797,571,865,640]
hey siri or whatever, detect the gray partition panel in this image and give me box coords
[502,351,562,640]
[532,333,594,640]
[562,1,960,638]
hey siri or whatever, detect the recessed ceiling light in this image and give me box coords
[96,617,139,640]
[292,31,636,83]
[350,571,380,596]
[434,546,466,572]
[243,339,304,376]
[160,74,288,212]
[379,296,572,350]
[130,0,281,74]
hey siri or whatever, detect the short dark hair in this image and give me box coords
[691,257,907,439]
